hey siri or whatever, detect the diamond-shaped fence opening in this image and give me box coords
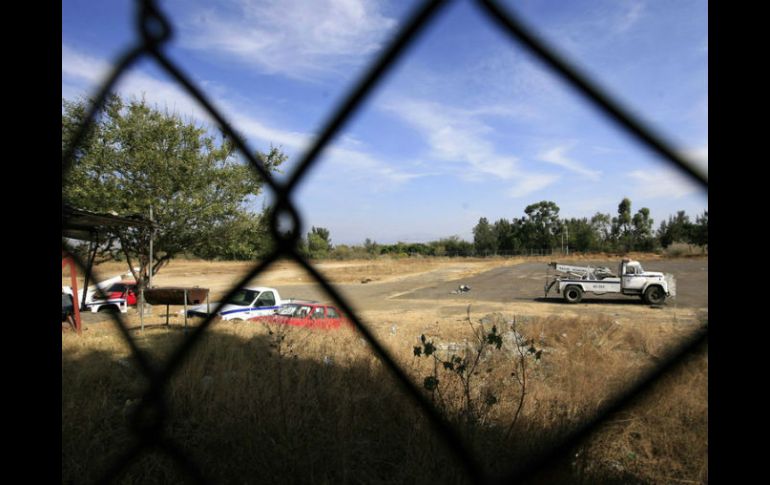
[61,1,707,484]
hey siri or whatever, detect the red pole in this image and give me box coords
[62,251,82,335]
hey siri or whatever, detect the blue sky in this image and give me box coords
[62,0,708,245]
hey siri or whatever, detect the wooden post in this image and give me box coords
[184,289,188,334]
[62,252,82,335]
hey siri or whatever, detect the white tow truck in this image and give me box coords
[544,259,676,305]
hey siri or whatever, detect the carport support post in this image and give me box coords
[81,239,98,310]
[148,206,153,286]
[66,255,82,335]
[184,290,188,334]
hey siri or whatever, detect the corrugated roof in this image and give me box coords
[62,204,156,241]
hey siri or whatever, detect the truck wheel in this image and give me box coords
[643,286,665,305]
[564,286,583,304]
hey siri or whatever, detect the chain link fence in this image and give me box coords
[61,1,708,483]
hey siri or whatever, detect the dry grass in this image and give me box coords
[61,252,703,296]
[62,310,707,484]
[62,256,706,482]
[660,243,708,258]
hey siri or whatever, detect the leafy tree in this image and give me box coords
[439,236,474,257]
[657,220,671,248]
[690,211,708,248]
[306,226,332,258]
[616,198,633,232]
[612,197,633,251]
[62,94,285,287]
[512,217,534,252]
[563,217,598,253]
[590,212,613,250]
[657,211,693,248]
[473,217,497,256]
[493,218,514,253]
[194,210,272,260]
[631,207,655,251]
[364,238,380,256]
[524,201,560,250]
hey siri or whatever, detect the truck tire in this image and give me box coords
[563,285,583,304]
[643,286,665,305]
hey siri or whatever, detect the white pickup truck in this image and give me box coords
[186,286,289,321]
[62,270,137,314]
[544,259,676,305]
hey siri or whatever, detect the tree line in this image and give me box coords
[286,198,708,260]
[469,200,707,256]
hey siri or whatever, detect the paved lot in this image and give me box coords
[393,259,707,308]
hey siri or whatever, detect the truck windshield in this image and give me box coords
[107,283,131,293]
[225,289,259,306]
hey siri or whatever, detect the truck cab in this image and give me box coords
[618,259,674,303]
[620,260,647,292]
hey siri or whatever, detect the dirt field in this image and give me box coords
[67,255,708,338]
[63,256,708,484]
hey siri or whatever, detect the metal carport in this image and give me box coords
[61,204,155,333]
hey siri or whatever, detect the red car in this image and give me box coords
[250,302,350,330]
[97,281,139,306]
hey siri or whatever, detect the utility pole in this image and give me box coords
[142,205,155,327]
[149,205,154,288]
[567,226,569,256]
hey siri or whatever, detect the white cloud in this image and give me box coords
[614,1,645,34]
[382,98,519,179]
[507,173,561,199]
[62,44,111,85]
[62,44,419,189]
[224,108,310,150]
[562,196,623,219]
[627,167,701,200]
[538,145,602,180]
[178,0,397,80]
[63,43,216,125]
[321,146,426,189]
[383,97,566,196]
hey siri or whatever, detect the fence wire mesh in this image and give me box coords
[61,1,708,483]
